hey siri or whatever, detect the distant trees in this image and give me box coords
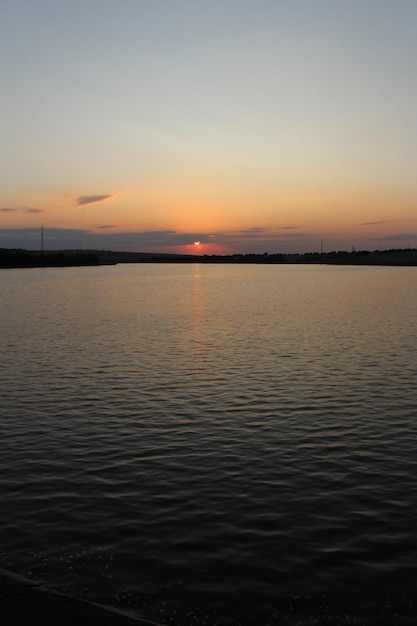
[297,248,417,266]
[0,249,100,268]
[2,247,416,268]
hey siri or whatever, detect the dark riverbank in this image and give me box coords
[0,249,103,268]
[2,246,417,268]
[0,568,162,626]
[88,247,417,266]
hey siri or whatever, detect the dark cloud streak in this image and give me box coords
[0,228,210,250]
[360,220,396,226]
[1,207,43,213]
[77,195,112,206]
[375,233,417,241]
[4,226,411,254]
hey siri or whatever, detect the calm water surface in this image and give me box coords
[1,263,417,625]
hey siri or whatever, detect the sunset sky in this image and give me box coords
[1,0,416,254]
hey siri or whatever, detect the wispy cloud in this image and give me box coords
[97,225,117,229]
[242,227,269,233]
[360,220,396,226]
[1,207,43,213]
[375,233,417,241]
[76,195,112,206]
[217,227,310,241]
[239,226,299,234]
[0,228,210,250]
[0,226,314,254]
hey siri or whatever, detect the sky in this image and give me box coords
[1,0,417,255]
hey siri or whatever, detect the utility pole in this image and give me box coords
[41,225,44,254]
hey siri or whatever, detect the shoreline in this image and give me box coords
[2,246,417,268]
[0,567,164,626]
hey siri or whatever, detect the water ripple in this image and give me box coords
[1,264,417,624]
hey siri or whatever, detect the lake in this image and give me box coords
[1,263,416,625]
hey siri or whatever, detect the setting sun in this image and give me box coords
[194,241,201,246]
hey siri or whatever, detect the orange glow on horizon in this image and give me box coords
[176,242,233,256]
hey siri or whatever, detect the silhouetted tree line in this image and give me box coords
[143,252,287,264]
[298,248,417,266]
[2,247,417,268]
[0,249,100,268]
